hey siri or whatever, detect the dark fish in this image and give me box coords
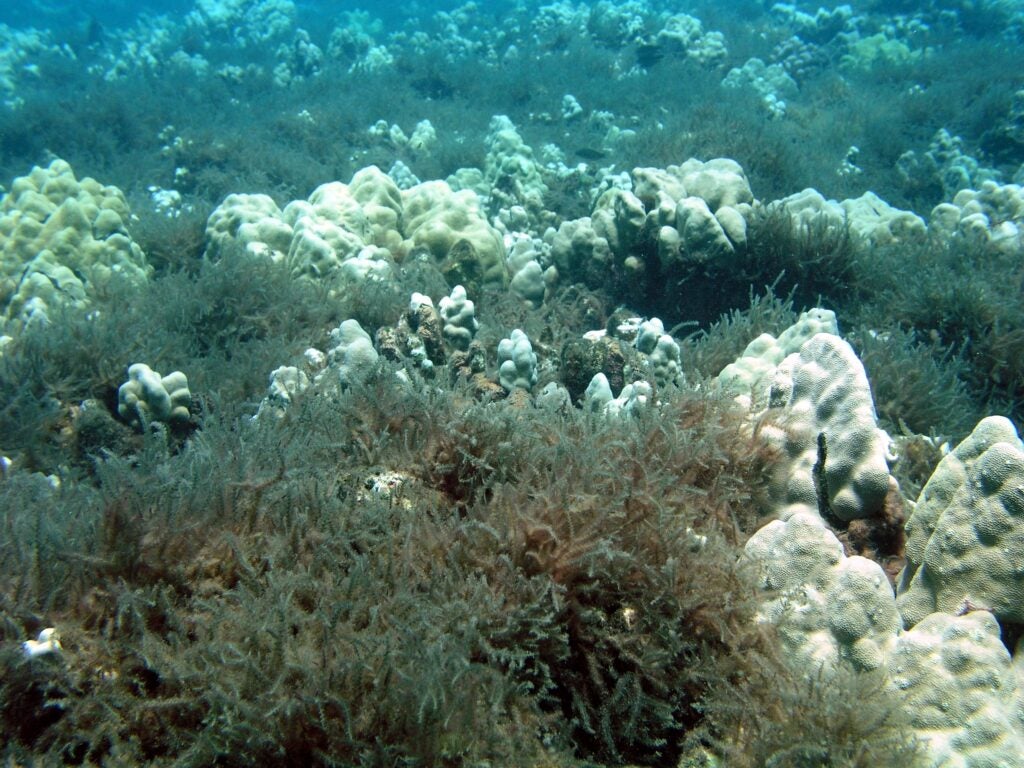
[575,147,608,160]
[636,42,664,69]
[86,16,105,46]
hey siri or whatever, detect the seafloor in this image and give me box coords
[1,1,1024,766]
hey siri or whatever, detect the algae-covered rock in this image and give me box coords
[561,335,626,403]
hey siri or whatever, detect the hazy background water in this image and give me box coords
[0,0,486,30]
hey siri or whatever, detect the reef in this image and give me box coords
[1,1,1024,766]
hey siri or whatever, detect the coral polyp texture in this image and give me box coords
[715,310,895,523]
[896,416,1024,628]
[745,511,903,672]
[764,332,895,523]
[745,510,1024,767]
[3,0,1024,765]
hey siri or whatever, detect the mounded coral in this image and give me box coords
[632,158,753,264]
[506,235,550,308]
[762,188,845,235]
[898,128,1001,203]
[722,57,797,117]
[284,167,403,278]
[497,328,538,392]
[840,192,928,246]
[482,115,548,220]
[545,214,615,288]
[764,333,895,522]
[206,167,401,280]
[584,373,653,418]
[438,284,478,351]
[556,157,754,289]
[896,416,1024,628]
[745,511,901,671]
[839,32,925,71]
[635,317,683,388]
[745,509,1024,767]
[716,307,839,408]
[117,363,191,428]
[653,13,727,66]
[0,26,69,106]
[718,313,893,523]
[767,188,927,248]
[205,166,507,293]
[204,192,293,261]
[930,180,1024,253]
[254,365,311,420]
[769,2,853,45]
[676,158,754,209]
[402,180,508,294]
[322,319,379,388]
[0,159,151,326]
[187,0,296,46]
[886,610,1024,766]
[272,29,324,86]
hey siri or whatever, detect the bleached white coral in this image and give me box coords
[117,364,191,428]
[746,504,1024,768]
[484,115,548,217]
[896,416,1024,629]
[322,319,378,388]
[722,58,797,117]
[188,0,296,46]
[584,373,653,418]
[22,628,62,658]
[438,285,478,351]
[930,180,1024,252]
[497,329,538,392]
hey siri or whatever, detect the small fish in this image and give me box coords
[575,147,608,160]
